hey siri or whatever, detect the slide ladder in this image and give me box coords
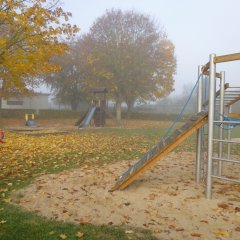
[111,111,208,191]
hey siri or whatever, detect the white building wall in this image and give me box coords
[2,94,49,110]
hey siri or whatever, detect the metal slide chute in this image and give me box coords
[78,106,97,128]
[111,111,208,191]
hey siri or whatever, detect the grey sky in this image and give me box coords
[61,0,240,95]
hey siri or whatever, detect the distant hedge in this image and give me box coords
[0,108,191,122]
[122,111,191,122]
[0,109,83,119]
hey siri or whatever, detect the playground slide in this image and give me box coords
[78,106,97,128]
[111,111,208,191]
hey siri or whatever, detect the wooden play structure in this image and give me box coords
[91,87,108,127]
[112,53,240,199]
[76,87,108,128]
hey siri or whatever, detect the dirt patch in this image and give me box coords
[15,152,240,239]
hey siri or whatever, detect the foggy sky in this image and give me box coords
[62,0,240,95]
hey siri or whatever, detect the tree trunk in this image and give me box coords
[71,99,78,111]
[126,100,134,119]
[116,101,122,124]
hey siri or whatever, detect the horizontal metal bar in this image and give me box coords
[213,139,240,144]
[202,83,229,107]
[214,53,240,63]
[212,175,240,183]
[223,94,240,97]
[226,96,240,107]
[216,98,238,101]
[214,120,240,124]
[224,92,240,94]
[216,98,237,101]
[212,157,240,164]
[221,94,240,97]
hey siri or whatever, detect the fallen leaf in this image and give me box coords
[59,234,67,239]
[191,232,201,237]
[48,231,55,235]
[212,229,230,237]
[148,193,157,200]
[175,227,184,232]
[0,220,7,224]
[125,230,134,234]
[217,202,229,209]
[76,232,84,238]
[235,227,240,232]
[3,198,11,203]
[168,225,175,229]
[235,207,240,212]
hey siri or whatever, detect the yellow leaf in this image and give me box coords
[59,234,67,239]
[212,229,230,237]
[76,232,84,238]
[191,232,201,237]
[3,198,11,203]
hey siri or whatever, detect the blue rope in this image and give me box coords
[162,74,201,140]
[126,74,202,176]
[134,74,201,164]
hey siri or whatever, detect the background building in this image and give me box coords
[1,93,49,110]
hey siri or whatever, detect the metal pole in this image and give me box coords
[217,72,225,176]
[206,53,216,199]
[196,65,203,183]
[227,105,232,160]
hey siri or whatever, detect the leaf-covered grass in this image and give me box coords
[0,122,239,239]
[0,127,165,240]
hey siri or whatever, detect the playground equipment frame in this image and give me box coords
[197,53,240,199]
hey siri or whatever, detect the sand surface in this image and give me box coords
[15,152,240,240]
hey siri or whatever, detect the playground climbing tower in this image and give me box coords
[76,87,108,128]
[91,87,108,127]
[112,53,240,199]
[197,53,240,199]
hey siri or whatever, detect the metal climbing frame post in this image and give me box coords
[196,65,203,184]
[206,54,216,199]
[217,71,225,176]
[227,105,232,160]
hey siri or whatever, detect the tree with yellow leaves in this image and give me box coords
[0,0,78,102]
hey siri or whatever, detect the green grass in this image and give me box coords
[0,204,156,240]
[0,127,165,240]
[0,122,239,240]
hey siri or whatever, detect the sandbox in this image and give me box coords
[14,152,240,239]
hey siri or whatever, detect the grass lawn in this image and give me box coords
[0,119,239,239]
[0,123,167,240]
